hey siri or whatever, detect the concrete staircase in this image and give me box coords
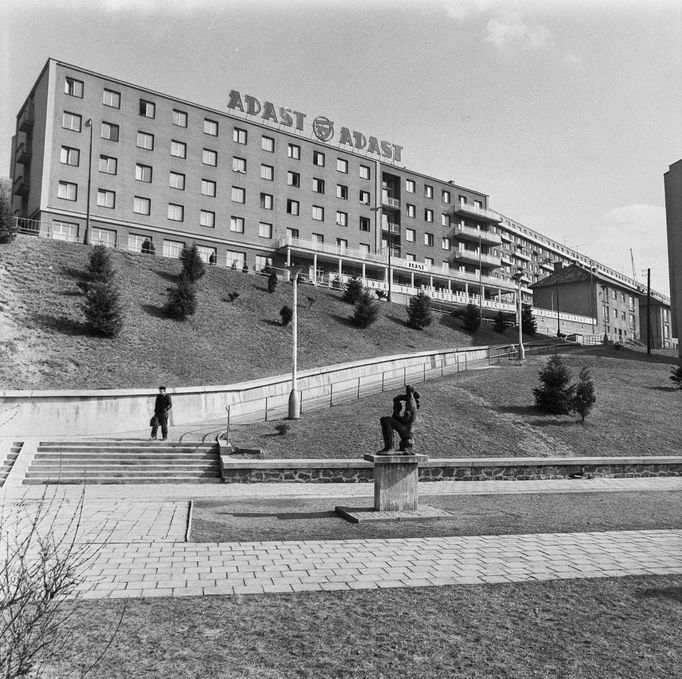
[23,440,222,484]
[0,442,23,486]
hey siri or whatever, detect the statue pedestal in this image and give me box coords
[363,453,428,512]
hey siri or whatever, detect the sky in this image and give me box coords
[1,0,679,295]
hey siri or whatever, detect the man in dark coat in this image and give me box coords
[151,386,173,440]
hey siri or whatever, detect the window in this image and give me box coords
[360,165,370,180]
[425,257,434,266]
[260,193,273,210]
[60,146,80,166]
[259,222,273,239]
[287,228,300,240]
[313,150,325,166]
[133,196,151,215]
[231,186,245,203]
[424,185,433,199]
[359,216,371,232]
[52,221,78,242]
[337,184,348,200]
[101,121,119,141]
[312,178,325,194]
[405,229,416,242]
[613,308,618,319]
[197,246,217,265]
[92,228,117,248]
[288,143,300,159]
[337,238,348,251]
[139,99,156,118]
[287,171,301,187]
[169,171,185,190]
[255,255,273,272]
[163,240,185,259]
[425,209,433,222]
[359,243,370,255]
[359,190,370,205]
[97,189,115,209]
[441,214,450,227]
[62,112,81,132]
[203,149,218,166]
[230,156,246,173]
[137,131,154,150]
[233,127,247,144]
[406,204,416,218]
[57,181,77,201]
[312,206,324,221]
[172,109,188,127]
[64,77,83,97]
[442,237,451,250]
[336,158,348,173]
[102,89,120,108]
[230,216,245,233]
[135,164,152,182]
[167,203,184,221]
[261,164,274,181]
[405,253,416,262]
[200,210,215,228]
[406,179,415,193]
[287,199,299,215]
[336,211,348,226]
[442,189,451,203]
[226,251,246,268]
[201,179,216,197]
[170,140,186,158]
[261,135,275,152]
[98,155,117,174]
[204,119,218,136]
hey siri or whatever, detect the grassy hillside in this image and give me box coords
[0,235,519,390]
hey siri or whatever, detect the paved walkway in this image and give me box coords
[2,476,681,600]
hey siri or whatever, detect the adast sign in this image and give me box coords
[227,90,403,163]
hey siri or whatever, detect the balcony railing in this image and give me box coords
[381,222,400,234]
[381,195,400,210]
[13,175,30,197]
[453,249,502,268]
[18,105,34,132]
[514,249,531,262]
[452,224,502,245]
[452,202,502,223]
[16,142,32,166]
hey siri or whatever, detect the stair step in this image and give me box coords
[23,477,222,485]
[33,454,218,461]
[37,440,214,447]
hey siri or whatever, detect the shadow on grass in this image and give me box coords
[649,386,681,393]
[139,303,167,319]
[574,345,679,366]
[329,313,356,328]
[60,289,84,297]
[153,269,178,283]
[636,586,682,603]
[31,313,89,336]
[60,265,86,280]
[498,404,538,416]
[220,510,337,521]
[262,319,283,327]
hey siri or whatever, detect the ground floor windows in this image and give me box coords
[255,255,273,272]
[52,220,78,242]
[226,250,246,268]
[91,227,117,248]
[163,239,184,259]
[127,233,149,253]
[197,245,216,264]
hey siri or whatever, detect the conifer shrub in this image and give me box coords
[343,275,365,304]
[87,244,115,283]
[352,291,380,328]
[280,305,293,326]
[180,244,205,283]
[267,269,278,293]
[572,367,596,422]
[165,274,197,320]
[533,354,576,414]
[521,303,537,335]
[462,303,481,332]
[83,281,124,337]
[0,183,17,244]
[407,291,433,330]
[493,311,507,333]
[670,365,682,389]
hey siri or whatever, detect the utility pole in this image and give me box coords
[646,267,651,356]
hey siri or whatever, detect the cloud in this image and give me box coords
[484,10,552,52]
[442,0,491,22]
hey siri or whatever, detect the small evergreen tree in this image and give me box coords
[533,354,576,414]
[572,367,596,422]
[165,274,197,320]
[462,303,481,332]
[352,291,380,328]
[343,275,364,304]
[267,269,278,293]
[521,303,537,335]
[493,311,507,333]
[180,244,206,283]
[407,291,433,330]
[280,305,293,326]
[670,365,682,389]
[0,181,18,244]
[83,281,124,337]
[87,244,115,283]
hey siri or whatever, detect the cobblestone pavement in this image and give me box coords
[2,477,681,600]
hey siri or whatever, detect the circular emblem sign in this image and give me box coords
[312,116,334,142]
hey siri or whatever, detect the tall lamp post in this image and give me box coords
[287,264,304,419]
[84,118,93,246]
[512,270,526,361]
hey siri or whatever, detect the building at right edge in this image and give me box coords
[664,159,682,360]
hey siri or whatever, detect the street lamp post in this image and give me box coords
[513,270,526,361]
[287,264,304,419]
[84,118,93,246]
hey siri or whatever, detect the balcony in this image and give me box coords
[277,236,388,265]
[13,175,30,197]
[451,224,502,245]
[453,248,502,268]
[514,249,531,262]
[381,221,400,235]
[16,142,32,166]
[540,260,555,272]
[452,201,502,223]
[18,105,34,132]
[381,193,400,210]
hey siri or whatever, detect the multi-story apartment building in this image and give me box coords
[10,59,673,344]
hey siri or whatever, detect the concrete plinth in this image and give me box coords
[363,453,428,512]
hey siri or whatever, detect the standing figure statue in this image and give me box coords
[377,384,421,454]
